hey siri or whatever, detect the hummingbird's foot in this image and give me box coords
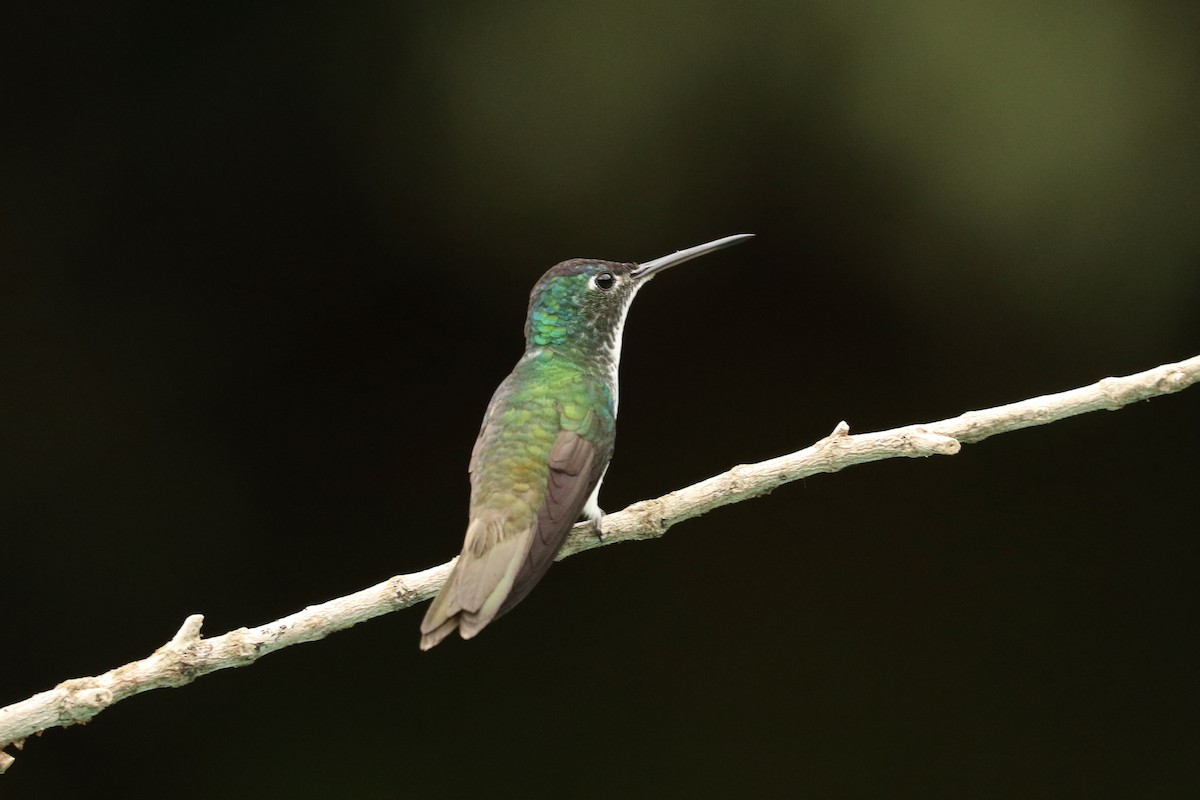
[582,496,605,541]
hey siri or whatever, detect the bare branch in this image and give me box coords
[2,353,1197,772]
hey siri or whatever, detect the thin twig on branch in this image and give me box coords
[2,353,1197,772]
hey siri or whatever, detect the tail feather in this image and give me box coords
[419,515,532,649]
[419,616,459,651]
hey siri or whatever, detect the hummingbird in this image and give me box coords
[419,234,753,649]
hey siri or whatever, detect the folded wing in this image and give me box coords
[419,428,599,650]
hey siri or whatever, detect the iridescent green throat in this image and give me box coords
[522,259,642,374]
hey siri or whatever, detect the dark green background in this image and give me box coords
[4,2,1199,797]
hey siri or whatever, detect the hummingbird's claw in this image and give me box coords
[592,515,606,541]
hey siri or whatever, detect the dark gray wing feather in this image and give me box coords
[497,428,599,617]
[421,427,606,649]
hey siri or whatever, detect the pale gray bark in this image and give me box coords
[2,353,1197,773]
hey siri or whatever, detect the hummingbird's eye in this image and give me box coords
[593,272,616,291]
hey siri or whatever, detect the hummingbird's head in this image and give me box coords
[523,234,755,362]
[524,259,640,358]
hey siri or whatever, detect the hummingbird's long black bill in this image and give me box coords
[631,233,754,280]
